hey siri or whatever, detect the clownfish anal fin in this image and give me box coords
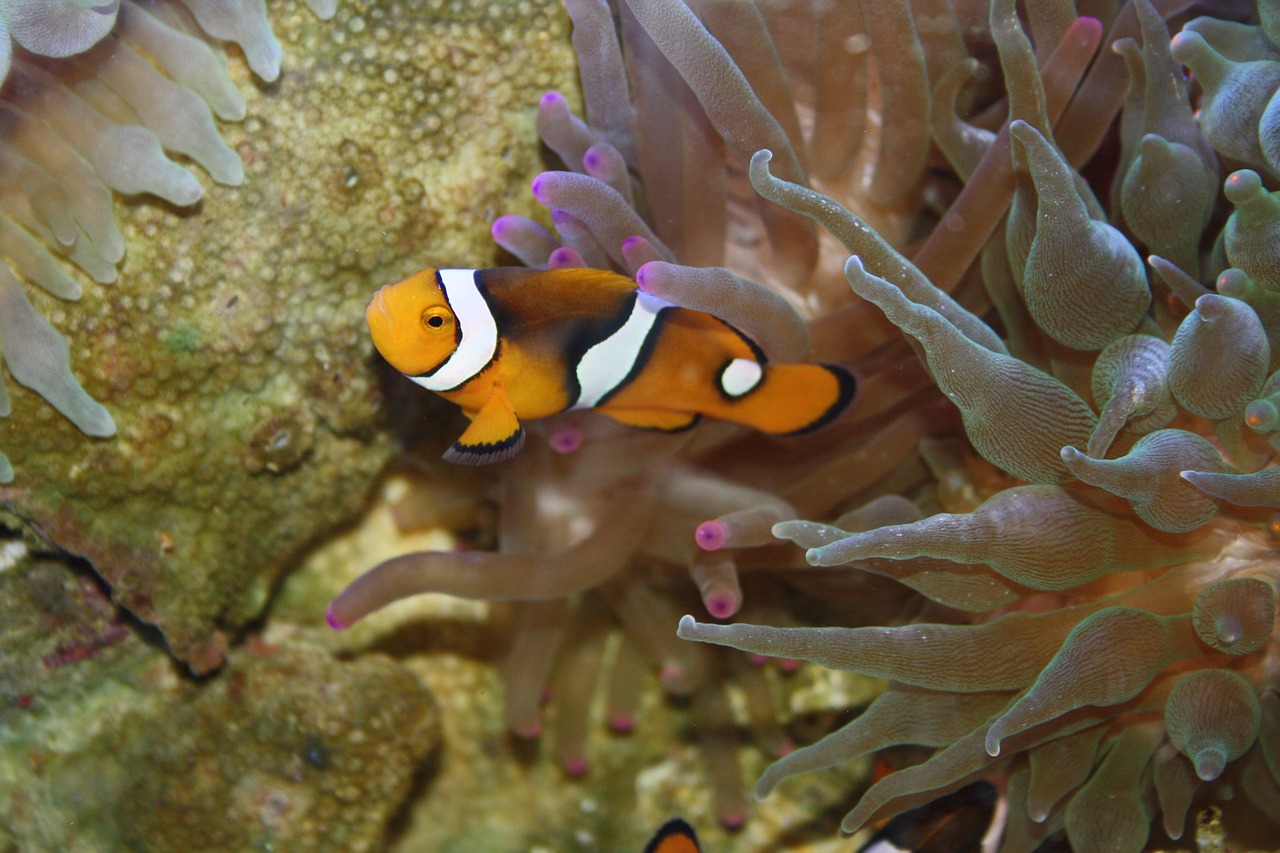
[443,390,525,465]
[606,408,701,432]
[643,817,700,853]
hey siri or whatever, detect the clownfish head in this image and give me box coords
[366,268,460,376]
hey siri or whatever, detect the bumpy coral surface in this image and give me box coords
[329,0,1280,850]
[0,0,576,672]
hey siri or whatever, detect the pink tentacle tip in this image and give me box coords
[324,602,349,632]
[634,261,656,290]
[562,755,589,777]
[746,653,770,667]
[719,810,747,830]
[608,714,635,733]
[658,664,686,691]
[539,90,565,108]
[774,738,795,758]
[695,520,727,551]
[777,658,802,674]
[490,215,516,240]
[513,719,542,740]
[549,424,583,454]
[531,174,549,204]
[703,590,740,620]
[547,246,584,269]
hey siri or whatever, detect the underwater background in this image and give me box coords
[2,0,1280,851]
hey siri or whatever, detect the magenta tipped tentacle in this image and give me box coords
[620,235,662,274]
[635,261,810,361]
[491,214,560,268]
[691,551,741,619]
[546,246,586,269]
[533,171,671,269]
[581,142,633,205]
[536,90,597,173]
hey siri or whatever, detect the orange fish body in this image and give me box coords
[366,267,855,464]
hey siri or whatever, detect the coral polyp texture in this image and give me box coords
[0,0,576,672]
[330,0,1280,849]
[0,0,281,482]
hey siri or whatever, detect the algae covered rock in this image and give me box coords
[0,0,575,672]
[0,543,439,853]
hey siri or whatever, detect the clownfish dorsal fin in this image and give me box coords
[643,818,700,853]
[443,388,525,465]
[524,266,637,292]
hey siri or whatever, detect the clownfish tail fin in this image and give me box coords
[714,361,856,436]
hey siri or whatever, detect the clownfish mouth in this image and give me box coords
[366,286,403,368]
[368,286,392,326]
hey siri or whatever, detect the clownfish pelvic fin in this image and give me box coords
[443,388,526,465]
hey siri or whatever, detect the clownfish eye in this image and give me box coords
[421,309,451,331]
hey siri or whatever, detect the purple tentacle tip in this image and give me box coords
[582,149,602,173]
[324,602,348,632]
[549,423,583,454]
[540,90,565,108]
[491,215,516,240]
[695,520,727,551]
[704,590,740,620]
[622,236,641,252]
[635,261,655,290]
[609,714,635,733]
[562,755,589,777]
[547,246,583,269]
[531,174,549,204]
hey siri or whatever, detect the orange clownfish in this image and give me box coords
[644,818,701,853]
[366,267,856,464]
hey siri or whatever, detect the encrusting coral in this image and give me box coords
[0,0,297,482]
[0,0,576,674]
[329,0,1280,849]
[0,540,439,851]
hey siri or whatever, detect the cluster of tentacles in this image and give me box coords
[333,0,1280,847]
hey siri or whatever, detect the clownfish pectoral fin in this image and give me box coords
[605,408,702,432]
[443,391,525,465]
[643,818,700,853]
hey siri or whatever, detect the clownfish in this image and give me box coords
[366,267,856,464]
[643,818,700,853]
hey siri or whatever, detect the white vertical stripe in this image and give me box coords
[411,269,499,392]
[719,358,763,397]
[573,291,671,409]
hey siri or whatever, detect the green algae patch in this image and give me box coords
[164,323,201,354]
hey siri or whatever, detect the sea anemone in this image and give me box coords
[0,0,337,482]
[333,0,1280,847]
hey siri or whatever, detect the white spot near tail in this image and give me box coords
[720,358,763,397]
